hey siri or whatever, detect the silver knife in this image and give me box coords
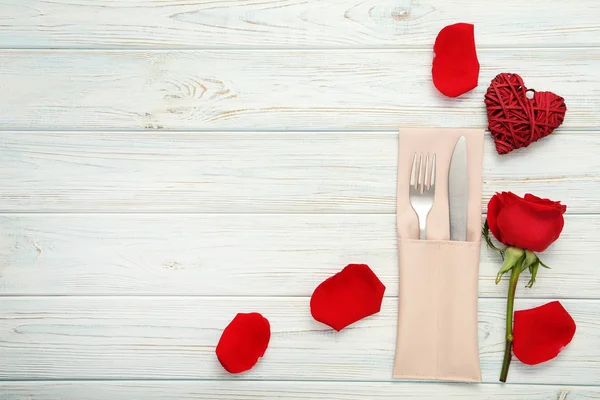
[448,136,468,241]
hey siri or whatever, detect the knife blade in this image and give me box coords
[449,136,468,241]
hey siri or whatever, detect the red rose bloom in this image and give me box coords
[487,192,566,252]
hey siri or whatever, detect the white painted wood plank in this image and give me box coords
[1,131,597,213]
[0,214,595,298]
[0,297,596,384]
[2,0,600,48]
[0,49,598,130]
[0,381,597,400]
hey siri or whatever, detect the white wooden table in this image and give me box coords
[1,1,599,398]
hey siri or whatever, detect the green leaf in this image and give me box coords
[521,250,538,273]
[496,247,525,284]
[496,257,515,283]
[482,220,504,253]
[482,220,490,239]
[520,264,529,273]
[526,259,540,288]
[539,259,552,269]
[496,270,508,284]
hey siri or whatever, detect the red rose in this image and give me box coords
[487,192,566,252]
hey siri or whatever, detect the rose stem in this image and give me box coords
[500,265,522,382]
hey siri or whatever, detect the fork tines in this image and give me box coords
[410,152,436,193]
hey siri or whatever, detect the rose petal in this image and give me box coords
[310,264,386,331]
[487,193,505,243]
[432,23,480,97]
[513,301,576,365]
[524,194,567,213]
[500,191,521,203]
[487,192,521,243]
[216,312,271,374]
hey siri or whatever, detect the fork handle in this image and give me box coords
[419,216,427,240]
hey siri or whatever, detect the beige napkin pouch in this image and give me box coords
[393,128,484,382]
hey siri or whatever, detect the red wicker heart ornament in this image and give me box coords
[484,73,567,155]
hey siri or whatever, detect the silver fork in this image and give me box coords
[409,152,436,240]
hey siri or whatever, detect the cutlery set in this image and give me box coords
[394,128,483,383]
[409,136,468,241]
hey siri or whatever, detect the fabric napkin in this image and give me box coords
[393,127,484,382]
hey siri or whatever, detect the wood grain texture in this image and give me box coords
[0,297,596,384]
[1,381,598,400]
[0,49,598,131]
[2,0,600,49]
[1,1,599,395]
[0,214,595,298]
[1,131,597,213]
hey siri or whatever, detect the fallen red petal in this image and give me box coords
[216,312,271,373]
[432,23,480,97]
[310,264,386,331]
[513,301,576,365]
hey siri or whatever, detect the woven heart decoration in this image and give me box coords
[484,73,567,155]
